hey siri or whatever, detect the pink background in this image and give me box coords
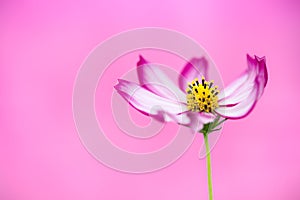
[1,0,300,199]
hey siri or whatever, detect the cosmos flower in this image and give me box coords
[115,54,268,200]
[114,54,268,132]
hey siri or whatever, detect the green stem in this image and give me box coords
[204,132,213,200]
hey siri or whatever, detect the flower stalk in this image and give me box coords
[204,131,213,200]
[200,116,226,200]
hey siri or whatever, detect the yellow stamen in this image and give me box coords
[186,76,219,113]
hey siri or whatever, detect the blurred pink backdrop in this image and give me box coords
[1,0,300,199]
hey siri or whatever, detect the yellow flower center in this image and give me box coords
[186,76,219,113]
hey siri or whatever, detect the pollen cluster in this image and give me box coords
[186,76,219,113]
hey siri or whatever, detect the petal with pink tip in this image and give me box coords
[178,57,209,92]
[253,55,268,98]
[216,55,268,118]
[218,55,268,107]
[137,56,186,102]
[115,79,192,125]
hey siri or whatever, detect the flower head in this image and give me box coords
[114,54,268,132]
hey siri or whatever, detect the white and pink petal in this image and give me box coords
[115,79,192,124]
[178,57,209,92]
[136,56,186,102]
[218,55,268,107]
[216,55,268,119]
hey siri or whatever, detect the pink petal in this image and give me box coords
[114,79,190,124]
[137,56,186,102]
[215,81,259,119]
[253,55,268,98]
[216,55,268,119]
[178,57,209,92]
[218,54,268,106]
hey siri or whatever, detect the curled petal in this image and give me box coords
[137,56,186,102]
[218,55,268,106]
[178,57,209,92]
[216,55,268,119]
[115,79,190,124]
[253,55,268,98]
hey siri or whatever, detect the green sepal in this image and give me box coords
[199,115,227,134]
